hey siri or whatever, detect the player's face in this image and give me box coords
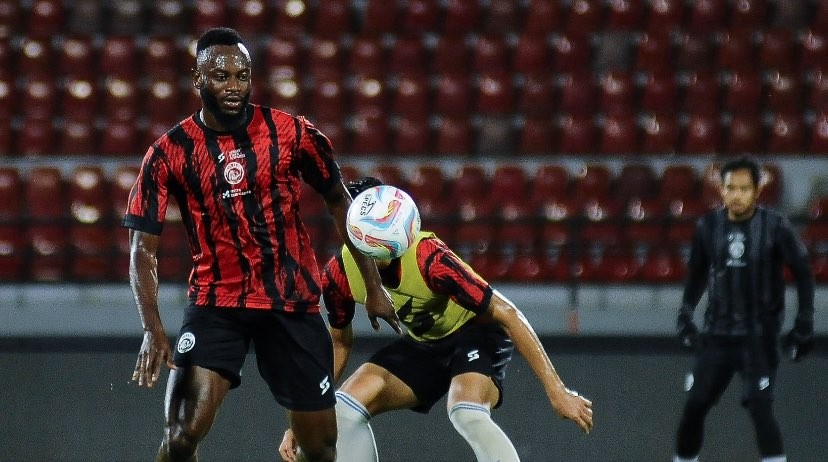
[720,168,759,221]
[196,44,252,128]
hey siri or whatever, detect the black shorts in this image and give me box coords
[368,322,514,413]
[173,304,335,412]
[685,335,777,406]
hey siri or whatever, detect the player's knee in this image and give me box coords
[296,439,336,462]
[163,426,200,460]
[448,402,491,435]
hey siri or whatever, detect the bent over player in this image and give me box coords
[280,177,593,462]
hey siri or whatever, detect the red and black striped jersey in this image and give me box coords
[123,104,341,312]
[323,236,493,329]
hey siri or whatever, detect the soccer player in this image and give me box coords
[279,177,593,462]
[123,28,400,462]
[673,157,815,462]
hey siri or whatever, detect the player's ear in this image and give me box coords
[192,68,204,89]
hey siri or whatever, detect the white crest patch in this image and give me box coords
[177,332,196,353]
[224,161,245,185]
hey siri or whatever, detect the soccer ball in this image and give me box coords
[346,185,421,259]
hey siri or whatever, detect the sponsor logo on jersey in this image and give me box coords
[177,332,196,353]
[320,375,330,395]
[467,349,480,362]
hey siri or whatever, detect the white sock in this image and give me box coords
[334,391,379,462]
[761,456,786,462]
[673,456,699,462]
[448,402,520,462]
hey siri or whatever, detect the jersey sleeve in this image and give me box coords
[777,214,815,322]
[417,237,493,315]
[121,146,172,236]
[296,116,341,195]
[680,216,711,314]
[322,254,357,329]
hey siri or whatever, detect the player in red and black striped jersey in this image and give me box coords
[123,28,400,462]
[280,178,593,462]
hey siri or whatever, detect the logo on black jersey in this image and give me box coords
[177,332,196,353]
[320,375,331,395]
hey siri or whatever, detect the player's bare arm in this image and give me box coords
[323,181,401,334]
[487,291,594,434]
[128,229,175,388]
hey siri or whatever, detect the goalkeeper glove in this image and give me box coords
[782,319,814,362]
[676,311,699,351]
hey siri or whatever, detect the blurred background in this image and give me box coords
[0,0,827,461]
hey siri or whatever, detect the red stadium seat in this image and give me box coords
[193,0,227,34]
[103,77,140,123]
[681,111,721,154]
[17,118,55,155]
[640,72,678,114]
[144,37,181,80]
[559,72,596,115]
[349,113,390,155]
[0,167,22,221]
[475,71,514,115]
[810,71,828,111]
[348,36,385,79]
[0,116,10,155]
[553,34,592,74]
[723,72,763,116]
[635,33,672,74]
[68,165,110,225]
[370,164,407,190]
[524,0,561,36]
[307,38,344,80]
[0,0,20,40]
[639,247,684,283]
[759,29,797,72]
[389,35,427,76]
[271,0,310,40]
[111,164,137,219]
[645,0,683,37]
[519,74,555,117]
[144,78,182,126]
[800,30,828,75]
[573,164,612,200]
[686,0,725,34]
[312,0,351,39]
[231,0,269,37]
[434,116,473,154]
[717,29,757,72]
[100,37,138,79]
[101,120,139,156]
[442,0,480,37]
[70,223,115,281]
[391,72,429,119]
[682,72,720,114]
[62,78,98,123]
[566,0,603,37]
[558,114,596,154]
[0,76,12,119]
[408,165,446,204]
[484,0,520,35]
[18,38,52,76]
[453,223,496,280]
[361,0,398,36]
[767,112,804,154]
[59,119,97,155]
[392,115,431,155]
[472,34,509,74]
[27,0,64,39]
[599,113,639,154]
[434,73,472,117]
[758,164,782,206]
[59,36,95,80]
[607,0,644,30]
[401,0,439,35]
[725,114,763,154]
[765,72,803,113]
[729,0,767,31]
[350,75,388,118]
[0,225,25,280]
[617,164,658,204]
[640,113,678,154]
[148,0,188,36]
[26,166,65,222]
[307,77,345,122]
[513,33,552,76]
[21,76,57,122]
[809,111,828,153]
[519,116,557,154]
[531,165,570,204]
[491,166,528,208]
[597,71,635,115]
[660,164,699,202]
[675,33,713,73]
[431,36,470,75]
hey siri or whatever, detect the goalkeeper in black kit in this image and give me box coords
[672,157,815,462]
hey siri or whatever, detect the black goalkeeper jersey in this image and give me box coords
[681,206,814,338]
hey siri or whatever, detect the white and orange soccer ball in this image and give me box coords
[346,185,421,260]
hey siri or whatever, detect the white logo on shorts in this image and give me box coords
[320,375,330,395]
[684,373,694,392]
[467,349,480,362]
[759,376,770,391]
[176,332,196,353]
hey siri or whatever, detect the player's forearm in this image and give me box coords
[129,233,164,333]
[330,325,354,383]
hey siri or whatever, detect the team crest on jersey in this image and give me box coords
[177,332,196,353]
[224,161,245,185]
[726,231,747,267]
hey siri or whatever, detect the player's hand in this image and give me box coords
[365,289,402,334]
[676,312,698,351]
[278,428,299,462]
[552,388,593,434]
[782,319,814,362]
[132,328,175,388]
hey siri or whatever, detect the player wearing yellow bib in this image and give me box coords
[279,177,593,462]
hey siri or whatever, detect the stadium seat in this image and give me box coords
[349,113,390,155]
[27,0,64,39]
[434,116,473,154]
[717,29,757,73]
[681,111,721,154]
[476,115,514,155]
[431,36,470,76]
[686,0,725,34]
[0,116,10,155]
[558,72,596,115]
[392,115,431,155]
[519,116,556,154]
[144,37,181,80]
[640,113,678,154]
[473,34,509,74]
[101,120,139,156]
[667,197,708,223]
[59,119,97,155]
[759,29,797,72]
[313,0,351,39]
[62,78,98,123]
[767,112,804,154]
[645,0,683,37]
[682,72,720,114]
[810,71,828,111]
[434,73,472,117]
[391,72,430,119]
[229,0,269,36]
[607,0,644,30]
[0,76,12,119]
[144,78,182,126]
[307,77,345,122]
[491,165,528,208]
[660,164,698,202]
[513,33,552,76]
[765,71,803,113]
[475,71,514,115]
[565,0,603,37]
[442,0,480,37]
[725,114,763,154]
[148,0,188,36]
[348,36,385,79]
[0,0,20,39]
[307,38,344,80]
[0,225,25,280]
[729,0,767,31]
[360,0,398,36]
[639,247,684,283]
[723,72,763,115]
[617,164,658,204]
[553,34,592,74]
[809,111,828,153]
[800,29,827,75]
[453,222,496,280]
[21,75,57,122]
[484,0,521,35]
[100,37,138,79]
[103,77,140,123]
[401,0,439,35]
[599,113,639,154]
[524,0,561,36]
[758,163,782,206]
[17,118,55,155]
[597,71,635,115]
[558,114,596,154]
[193,0,227,34]
[392,36,430,76]
[18,38,52,76]
[635,33,672,74]
[640,72,678,114]
[572,164,612,200]
[518,74,555,117]
[0,167,22,222]
[531,165,570,203]
[350,75,388,118]
[59,36,95,80]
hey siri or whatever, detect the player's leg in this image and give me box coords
[674,343,736,460]
[446,323,519,462]
[157,366,232,462]
[288,408,337,462]
[741,364,785,461]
